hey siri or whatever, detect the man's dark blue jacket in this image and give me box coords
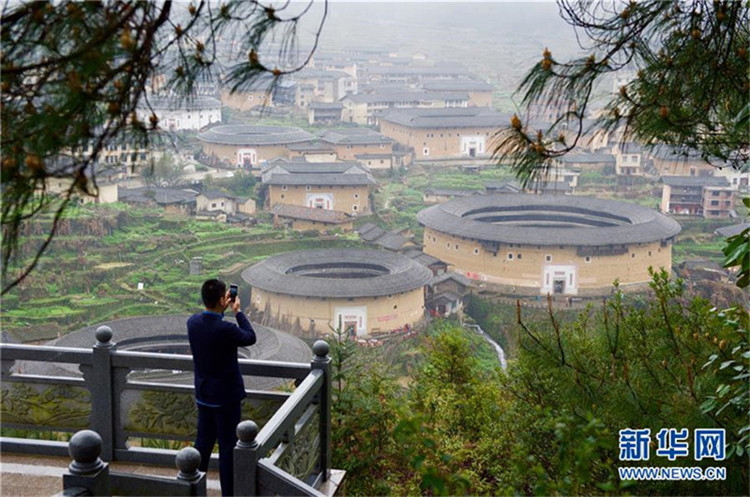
[187,311,257,406]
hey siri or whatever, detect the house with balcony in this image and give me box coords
[660,176,735,218]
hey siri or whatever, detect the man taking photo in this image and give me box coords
[187,279,257,496]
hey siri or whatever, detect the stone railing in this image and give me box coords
[0,326,333,496]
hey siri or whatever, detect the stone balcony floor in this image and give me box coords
[0,453,223,496]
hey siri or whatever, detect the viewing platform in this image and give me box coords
[0,326,343,496]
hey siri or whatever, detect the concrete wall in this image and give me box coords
[249,286,425,337]
[422,227,672,295]
[267,184,371,215]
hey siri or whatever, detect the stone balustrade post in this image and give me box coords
[62,430,111,496]
[234,420,260,496]
[89,326,116,461]
[311,340,331,483]
[176,446,207,496]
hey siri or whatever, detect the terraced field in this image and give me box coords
[1,204,365,342]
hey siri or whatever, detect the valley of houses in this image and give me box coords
[37,46,750,329]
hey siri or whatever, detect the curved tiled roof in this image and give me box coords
[198,125,315,146]
[380,106,509,129]
[417,194,681,246]
[242,249,433,298]
[23,315,312,389]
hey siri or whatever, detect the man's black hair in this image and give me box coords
[201,279,226,308]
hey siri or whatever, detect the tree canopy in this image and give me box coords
[494,0,749,185]
[0,0,326,294]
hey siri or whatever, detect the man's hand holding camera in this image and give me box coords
[228,292,241,314]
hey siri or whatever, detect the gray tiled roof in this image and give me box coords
[661,176,730,187]
[242,249,433,298]
[431,271,471,286]
[309,102,344,110]
[421,80,494,92]
[366,66,472,77]
[417,194,681,246]
[286,141,335,152]
[615,142,644,154]
[403,250,445,267]
[483,181,522,193]
[374,232,412,251]
[650,144,710,161]
[273,203,351,224]
[31,315,312,388]
[261,162,376,186]
[199,189,234,200]
[424,188,483,197]
[343,90,468,105]
[381,106,509,129]
[559,153,615,164]
[356,223,387,241]
[432,291,463,304]
[319,128,394,145]
[355,153,393,159]
[295,68,352,80]
[118,187,198,205]
[715,223,750,238]
[198,125,315,146]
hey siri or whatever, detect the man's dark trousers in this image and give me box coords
[195,401,241,496]
[188,310,256,496]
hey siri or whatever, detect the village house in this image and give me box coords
[272,203,354,232]
[340,90,469,126]
[420,79,494,107]
[660,176,735,218]
[137,95,222,131]
[262,161,375,215]
[355,223,417,252]
[308,102,344,125]
[311,55,358,79]
[118,186,198,215]
[219,75,275,111]
[379,107,508,160]
[318,128,395,161]
[613,142,646,176]
[425,271,471,317]
[292,68,356,107]
[714,164,750,193]
[651,145,720,177]
[196,189,256,216]
[555,152,616,172]
[402,248,449,276]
